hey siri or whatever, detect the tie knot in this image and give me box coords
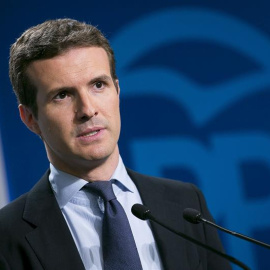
[84,180,116,202]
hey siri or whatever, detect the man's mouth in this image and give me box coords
[80,130,100,137]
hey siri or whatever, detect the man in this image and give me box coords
[0,19,231,269]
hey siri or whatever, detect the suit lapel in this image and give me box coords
[23,171,85,270]
[128,169,200,270]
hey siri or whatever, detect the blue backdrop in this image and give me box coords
[1,1,270,269]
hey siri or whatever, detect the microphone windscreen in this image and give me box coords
[183,208,202,224]
[132,204,151,220]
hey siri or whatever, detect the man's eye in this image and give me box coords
[55,92,68,99]
[95,81,104,89]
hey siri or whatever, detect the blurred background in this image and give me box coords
[1,1,270,269]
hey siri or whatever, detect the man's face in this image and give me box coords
[22,47,121,175]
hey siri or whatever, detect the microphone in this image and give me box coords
[183,208,270,249]
[132,203,250,270]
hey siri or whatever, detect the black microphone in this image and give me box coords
[183,208,270,249]
[132,203,250,270]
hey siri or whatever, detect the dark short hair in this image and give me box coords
[9,18,117,118]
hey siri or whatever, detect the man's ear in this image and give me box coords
[18,104,41,135]
[115,79,120,95]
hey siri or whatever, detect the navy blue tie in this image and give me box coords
[85,180,143,270]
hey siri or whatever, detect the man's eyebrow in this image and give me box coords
[88,74,112,84]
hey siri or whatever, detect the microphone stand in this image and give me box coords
[201,217,270,249]
[184,208,270,249]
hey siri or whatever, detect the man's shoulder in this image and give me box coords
[127,168,196,185]
[0,192,29,241]
[127,168,200,196]
[0,193,28,222]
[0,170,50,225]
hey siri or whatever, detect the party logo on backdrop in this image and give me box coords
[112,8,270,270]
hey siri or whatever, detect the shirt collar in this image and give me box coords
[49,155,135,208]
[110,156,135,193]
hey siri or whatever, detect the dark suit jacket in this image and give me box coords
[0,169,231,270]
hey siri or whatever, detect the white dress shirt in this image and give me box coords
[49,156,163,270]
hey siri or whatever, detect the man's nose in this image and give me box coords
[75,91,98,121]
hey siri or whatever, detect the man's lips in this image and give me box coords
[77,127,104,138]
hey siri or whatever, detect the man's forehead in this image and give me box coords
[25,47,112,92]
[28,46,109,67]
[26,47,110,77]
